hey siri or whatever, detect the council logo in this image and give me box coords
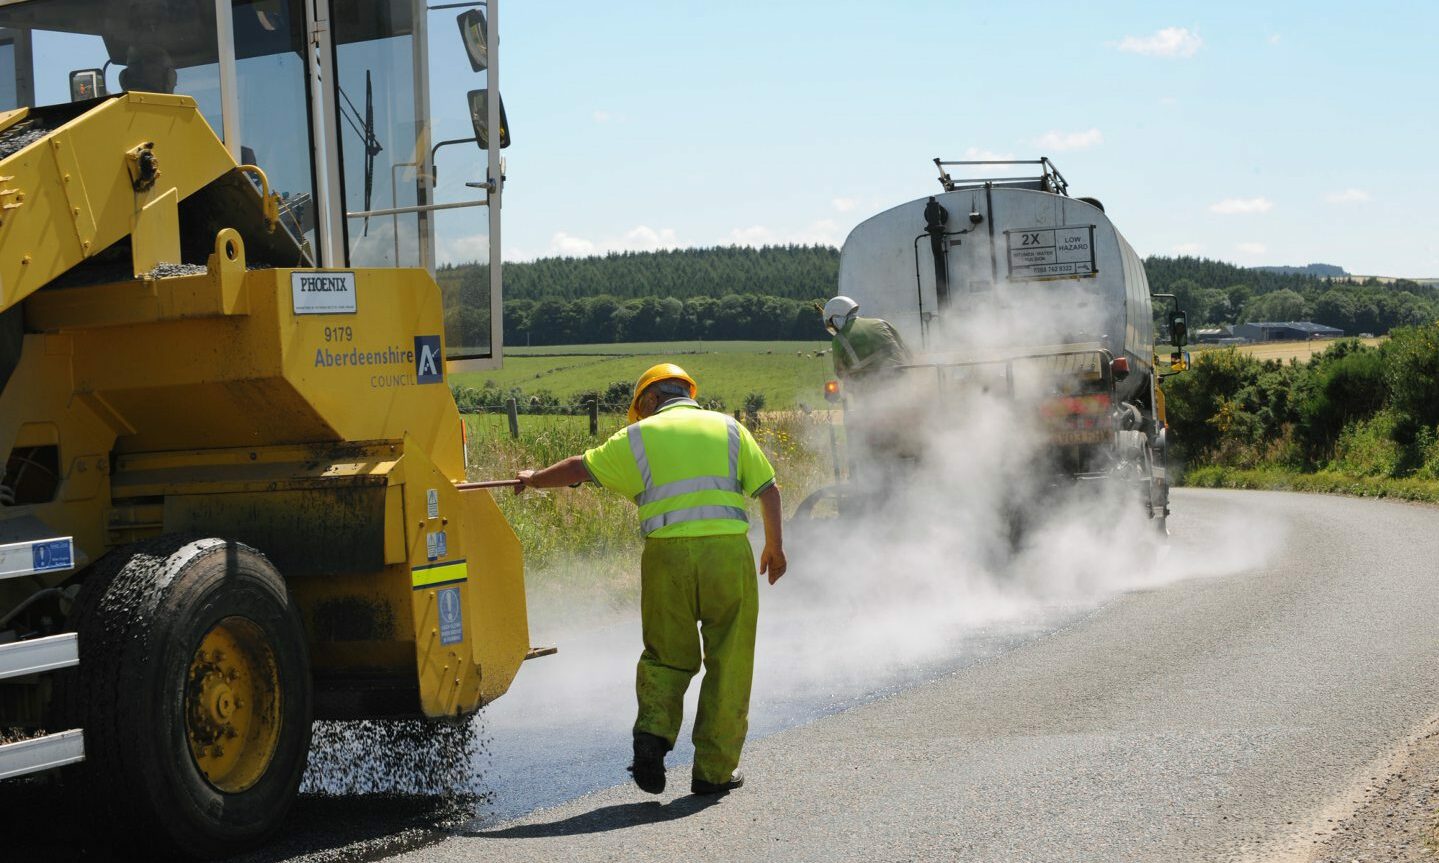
[415,335,443,384]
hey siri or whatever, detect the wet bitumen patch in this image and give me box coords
[0,719,493,863]
[0,783,475,863]
[224,794,475,863]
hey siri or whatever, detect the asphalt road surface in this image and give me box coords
[10,488,1439,862]
[394,489,1439,863]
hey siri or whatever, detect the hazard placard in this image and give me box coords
[1005,225,1097,281]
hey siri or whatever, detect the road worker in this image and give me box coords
[823,295,911,386]
[515,363,786,796]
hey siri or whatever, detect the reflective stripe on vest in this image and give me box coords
[628,412,748,536]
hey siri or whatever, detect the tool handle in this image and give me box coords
[454,479,524,490]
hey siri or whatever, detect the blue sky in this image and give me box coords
[435,1,1437,277]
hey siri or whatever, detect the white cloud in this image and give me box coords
[792,219,844,247]
[1267,34,1282,45]
[549,232,597,257]
[1209,197,1274,215]
[1032,128,1104,152]
[1158,96,1179,107]
[592,110,611,123]
[545,225,681,257]
[962,146,1015,161]
[1172,242,1204,255]
[1113,27,1203,59]
[1325,188,1371,204]
[620,225,679,251]
[1236,242,1267,256]
[724,219,844,249]
[438,233,492,266]
[831,197,858,213]
[726,225,776,246]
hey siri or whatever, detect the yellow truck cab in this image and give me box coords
[0,1,532,857]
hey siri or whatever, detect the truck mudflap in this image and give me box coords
[0,536,83,780]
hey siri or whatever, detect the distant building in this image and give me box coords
[1233,321,1344,342]
[1194,326,1235,344]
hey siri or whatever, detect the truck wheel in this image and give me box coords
[58,536,311,859]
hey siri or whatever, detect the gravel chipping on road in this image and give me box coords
[1306,715,1439,863]
[301,718,488,799]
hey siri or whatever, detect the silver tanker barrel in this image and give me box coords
[837,158,1154,405]
[818,158,1174,534]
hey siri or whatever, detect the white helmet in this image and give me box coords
[822,295,859,335]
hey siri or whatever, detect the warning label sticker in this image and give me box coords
[0,537,74,579]
[437,587,464,645]
[1005,226,1097,281]
[426,530,448,561]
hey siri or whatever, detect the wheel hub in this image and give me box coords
[185,617,282,793]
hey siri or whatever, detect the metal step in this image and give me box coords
[0,536,74,580]
[0,730,85,780]
[0,633,79,680]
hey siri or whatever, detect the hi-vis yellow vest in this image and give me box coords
[583,401,777,539]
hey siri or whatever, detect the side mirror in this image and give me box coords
[468,89,511,149]
[1168,310,1189,348]
[69,69,106,101]
[457,9,488,72]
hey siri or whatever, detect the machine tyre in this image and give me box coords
[56,536,311,860]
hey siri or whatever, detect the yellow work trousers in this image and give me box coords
[634,533,758,786]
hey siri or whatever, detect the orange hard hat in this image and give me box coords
[628,363,698,424]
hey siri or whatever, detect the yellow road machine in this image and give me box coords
[0,0,534,856]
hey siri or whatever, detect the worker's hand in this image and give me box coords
[760,543,787,585]
[514,469,535,494]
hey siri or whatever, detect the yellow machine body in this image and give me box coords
[0,94,529,718]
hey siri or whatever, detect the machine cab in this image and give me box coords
[0,0,507,367]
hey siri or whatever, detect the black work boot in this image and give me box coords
[628,732,668,794]
[691,770,744,795]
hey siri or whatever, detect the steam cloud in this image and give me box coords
[298,287,1283,818]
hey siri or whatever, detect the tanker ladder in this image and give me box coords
[0,537,82,780]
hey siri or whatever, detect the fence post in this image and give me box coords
[588,398,599,436]
[506,398,520,439]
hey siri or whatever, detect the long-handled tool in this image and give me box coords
[454,479,524,490]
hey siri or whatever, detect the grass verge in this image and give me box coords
[1183,465,1439,504]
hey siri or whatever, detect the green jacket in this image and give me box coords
[832,316,910,380]
[582,400,776,538]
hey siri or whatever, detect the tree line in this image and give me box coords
[501,294,827,345]
[1148,256,1437,335]
[435,247,1435,347]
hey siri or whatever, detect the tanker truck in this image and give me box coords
[809,158,1188,533]
[0,1,539,858]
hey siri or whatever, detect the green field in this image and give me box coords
[1186,337,1385,364]
[454,341,835,410]
[506,340,828,356]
